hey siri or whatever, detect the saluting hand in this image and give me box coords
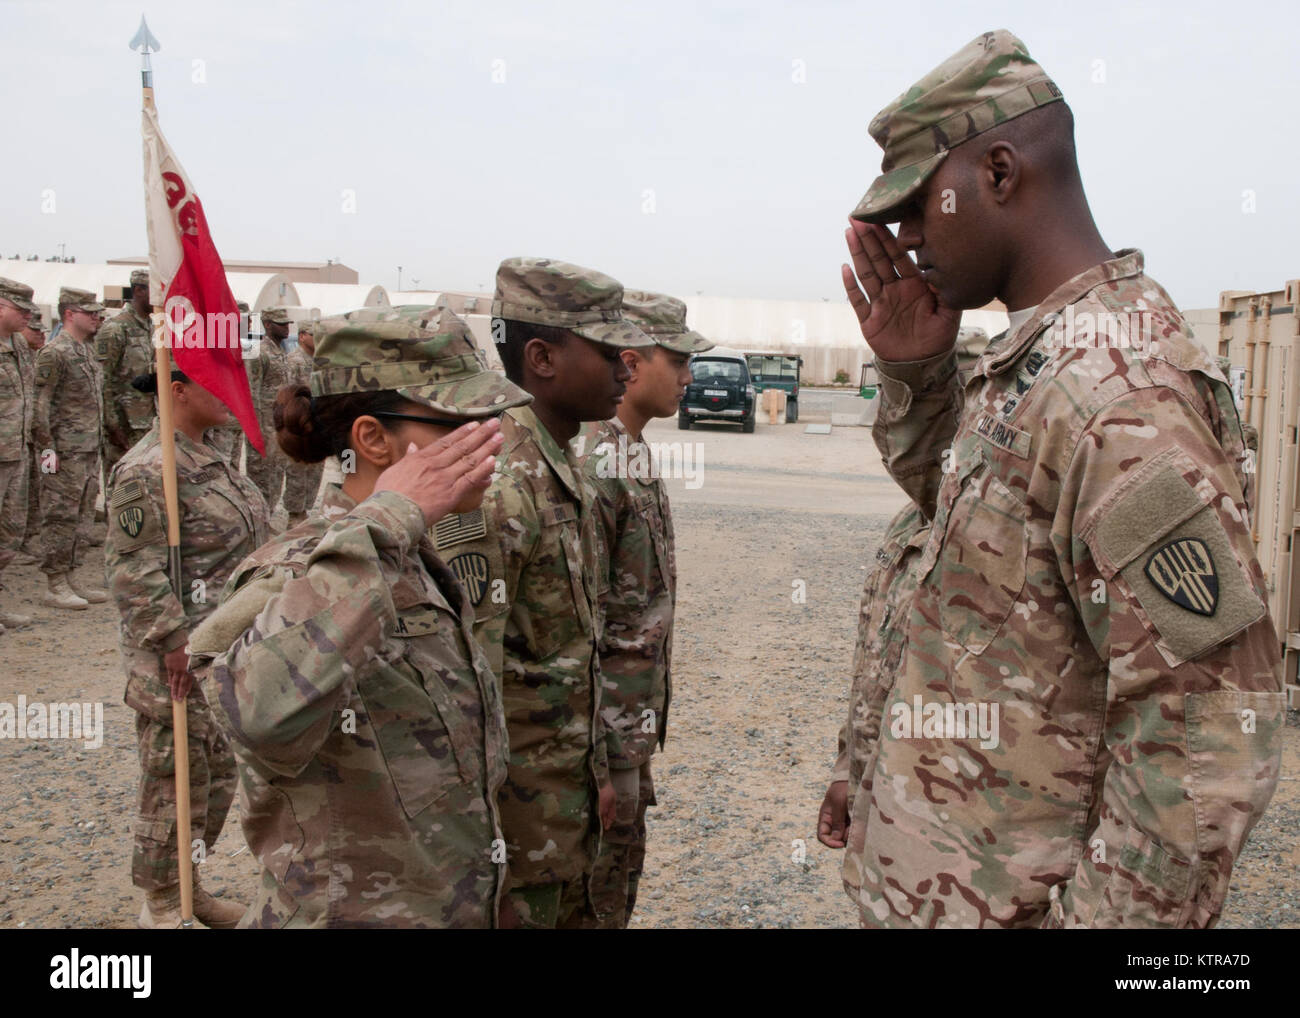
[374,418,504,528]
[841,220,961,362]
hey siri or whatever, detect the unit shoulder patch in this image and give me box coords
[447,551,490,605]
[1144,537,1218,616]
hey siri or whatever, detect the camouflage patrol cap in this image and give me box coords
[129,269,149,288]
[850,29,1063,224]
[58,286,106,314]
[296,319,315,335]
[492,257,653,349]
[622,290,715,355]
[260,306,291,325]
[0,277,37,314]
[311,309,532,418]
[236,301,250,313]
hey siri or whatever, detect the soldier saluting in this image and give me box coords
[838,29,1284,928]
[189,318,527,928]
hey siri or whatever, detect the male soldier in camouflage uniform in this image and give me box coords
[0,278,38,632]
[245,306,291,520]
[439,258,652,928]
[15,309,47,565]
[818,330,982,848]
[837,29,1284,927]
[577,290,712,927]
[81,270,153,552]
[281,319,323,524]
[105,364,269,928]
[33,287,108,610]
[97,269,156,477]
[189,318,527,928]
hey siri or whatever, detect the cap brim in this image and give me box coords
[399,371,534,418]
[11,297,37,314]
[655,330,714,354]
[83,303,107,314]
[849,149,948,224]
[571,318,655,349]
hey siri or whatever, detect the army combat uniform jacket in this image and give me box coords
[104,421,269,719]
[32,332,103,455]
[96,307,156,440]
[831,503,928,816]
[436,404,608,888]
[0,333,31,465]
[579,417,676,768]
[190,486,509,928]
[845,250,1285,928]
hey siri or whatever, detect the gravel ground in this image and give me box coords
[0,413,1294,929]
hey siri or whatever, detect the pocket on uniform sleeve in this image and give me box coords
[1087,450,1266,667]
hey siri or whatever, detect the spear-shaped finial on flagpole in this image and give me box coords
[129,15,161,90]
[132,13,197,932]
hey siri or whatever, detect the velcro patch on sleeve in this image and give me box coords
[1095,462,1264,664]
[108,477,164,551]
[433,508,487,549]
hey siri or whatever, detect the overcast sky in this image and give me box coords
[4,0,1296,310]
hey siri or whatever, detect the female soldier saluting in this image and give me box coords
[105,364,269,929]
[188,316,530,928]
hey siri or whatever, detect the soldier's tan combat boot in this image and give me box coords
[68,575,108,604]
[43,574,88,610]
[138,886,190,929]
[0,607,34,628]
[80,529,105,548]
[192,879,246,929]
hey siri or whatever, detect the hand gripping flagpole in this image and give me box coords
[133,14,195,930]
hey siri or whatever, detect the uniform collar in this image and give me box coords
[506,403,584,503]
[983,248,1144,376]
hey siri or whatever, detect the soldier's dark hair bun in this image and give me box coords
[273,384,409,464]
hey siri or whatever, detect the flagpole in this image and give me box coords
[137,20,196,930]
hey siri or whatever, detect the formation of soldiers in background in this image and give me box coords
[0,25,1288,931]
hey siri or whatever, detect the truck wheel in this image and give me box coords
[785,399,798,424]
[678,413,692,430]
[742,414,756,434]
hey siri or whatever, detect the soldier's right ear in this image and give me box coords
[523,336,559,380]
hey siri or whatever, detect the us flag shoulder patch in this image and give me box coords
[433,509,487,549]
[110,479,144,510]
[1144,537,1218,616]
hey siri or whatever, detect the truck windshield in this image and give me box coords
[692,360,743,383]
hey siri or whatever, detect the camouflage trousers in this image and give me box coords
[132,699,238,891]
[584,761,655,928]
[39,450,98,576]
[506,878,593,929]
[21,449,40,550]
[0,456,29,575]
[282,459,323,515]
[245,431,285,517]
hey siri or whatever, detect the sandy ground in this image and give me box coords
[0,408,1295,929]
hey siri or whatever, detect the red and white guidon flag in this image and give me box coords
[142,99,264,454]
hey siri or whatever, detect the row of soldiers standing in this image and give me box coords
[0,271,326,635]
[79,257,698,927]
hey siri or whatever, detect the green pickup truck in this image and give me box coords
[744,352,802,423]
